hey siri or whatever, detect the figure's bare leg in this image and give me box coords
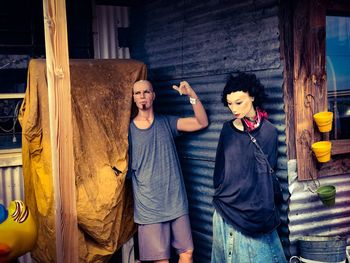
[178,249,193,263]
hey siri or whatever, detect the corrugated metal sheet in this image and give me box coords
[0,55,32,263]
[130,0,281,79]
[0,166,24,205]
[0,165,33,263]
[130,1,288,261]
[93,5,130,59]
[288,159,350,258]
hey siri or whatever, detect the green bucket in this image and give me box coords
[316,185,336,206]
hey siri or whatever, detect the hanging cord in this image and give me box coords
[0,59,16,70]
[0,57,29,144]
[0,100,22,143]
[0,56,29,71]
[307,170,320,193]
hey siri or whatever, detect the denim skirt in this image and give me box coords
[211,210,287,263]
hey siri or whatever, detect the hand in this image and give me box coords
[172,81,194,97]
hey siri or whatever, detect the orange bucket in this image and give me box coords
[313,111,333,132]
[311,141,332,163]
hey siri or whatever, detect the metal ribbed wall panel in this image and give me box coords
[93,5,130,59]
[288,159,350,258]
[0,165,33,263]
[0,166,24,206]
[130,0,281,79]
[130,0,288,261]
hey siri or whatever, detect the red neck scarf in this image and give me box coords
[242,107,268,132]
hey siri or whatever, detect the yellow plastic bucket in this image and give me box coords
[313,111,333,132]
[311,141,332,163]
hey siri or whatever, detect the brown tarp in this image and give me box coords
[18,59,147,262]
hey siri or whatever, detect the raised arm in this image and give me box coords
[173,81,209,132]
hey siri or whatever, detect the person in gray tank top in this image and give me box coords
[128,80,208,263]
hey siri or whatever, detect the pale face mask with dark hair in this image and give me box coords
[226,91,255,119]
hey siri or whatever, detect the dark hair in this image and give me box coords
[222,72,267,108]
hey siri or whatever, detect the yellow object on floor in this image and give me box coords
[0,200,37,263]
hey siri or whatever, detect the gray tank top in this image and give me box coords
[129,114,188,224]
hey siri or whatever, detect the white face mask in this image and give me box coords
[133,81,155,111]
[226,91,255,119]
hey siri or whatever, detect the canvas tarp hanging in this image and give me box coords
[18,59,147,263]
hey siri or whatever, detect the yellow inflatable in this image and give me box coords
[0,200,37,263]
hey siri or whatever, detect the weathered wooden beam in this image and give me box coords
[42,0,78,262]
[279,0,296,160]
[293,0,327,181]
[294,0,314,181]
[292,0,350,180]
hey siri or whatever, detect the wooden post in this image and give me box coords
[279,0,296,160]
[293,0,327,181]
[42,0,79,262]
[293,0,314,181]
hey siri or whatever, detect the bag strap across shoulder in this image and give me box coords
[246,131,274,174]
[246,130,283,206]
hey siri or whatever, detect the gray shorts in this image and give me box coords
[137,214,194,261]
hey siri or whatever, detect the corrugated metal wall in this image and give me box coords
[130,0,281,79]
[0,164,33,263]
[0,166,24,206]
[129,0,289,261]
[93,5,130,59]
[288,159,350,258]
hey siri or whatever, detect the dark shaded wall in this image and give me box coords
[0,0,94,57]
[0,0,94,149]
[129,0,289,261]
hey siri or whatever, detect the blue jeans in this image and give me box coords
[211,210,287,263]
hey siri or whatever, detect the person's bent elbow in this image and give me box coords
[197,118,209,130]
[201,119,209,129]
